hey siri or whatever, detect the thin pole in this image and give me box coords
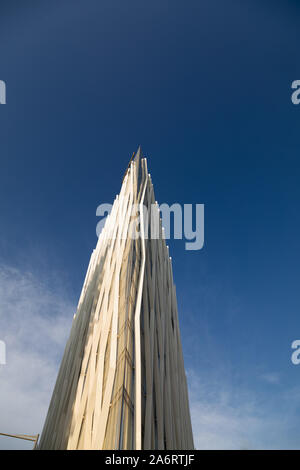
[0,432,39,449]
[33,434,40,450]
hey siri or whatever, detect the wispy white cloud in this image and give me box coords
[187,368,300,450]
[1,263,299,450]
[0,265,74,449]
[260,372,280,385]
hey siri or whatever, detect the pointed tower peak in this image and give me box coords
[134,145,143,163]
[122,146,144,183]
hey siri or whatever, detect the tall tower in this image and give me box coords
[39,148,194,450]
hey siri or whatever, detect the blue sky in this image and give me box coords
[1,0,300,449]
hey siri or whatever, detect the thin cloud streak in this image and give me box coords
[0,265,74,449]
[187,368,300,449]
[1,264,299,450]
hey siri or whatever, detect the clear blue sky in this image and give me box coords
[1,0,300,449]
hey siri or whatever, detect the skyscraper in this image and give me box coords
[39,148,194,450]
